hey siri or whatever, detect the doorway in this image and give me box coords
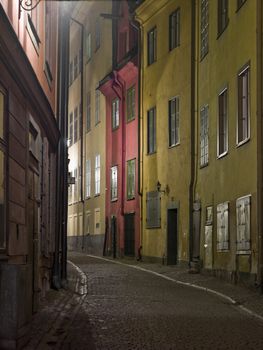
[124,213,135,256]
[167,209,178,265]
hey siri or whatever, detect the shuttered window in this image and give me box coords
[146,191,161,228]
[86,159,91,198]
[218,88,228,157]
[236,195,251,252]
[217,202,229,251]
[95,154,100,195]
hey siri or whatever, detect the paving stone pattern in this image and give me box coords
[23,252,263,350]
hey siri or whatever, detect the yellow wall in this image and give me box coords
[195,0,258,274]
[136,0,192,262]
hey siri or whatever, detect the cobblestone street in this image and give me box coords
[24,252,263,350]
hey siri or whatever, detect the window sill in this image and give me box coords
[217,21,229,40]
[217,249,230,253]
[147,151,156,156]
[236,137,250,148]
[168,142,180,149]
[94,193,100,197]
[111,198,118,202]
[127,117,135,124]
[200,162,209,169]
[147,60,157,67]
[217,150,228,159]
[169,44,180,52]
[85,196,91,200]
[95,121,101,127]
[236,0,247,12]
[86,128,91,134]
[127,197,135,201]
[236,250,251,255]
[112,125,119,132]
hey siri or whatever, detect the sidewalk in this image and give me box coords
[84,253,263,322]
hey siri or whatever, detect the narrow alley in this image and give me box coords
[24,253,263,350]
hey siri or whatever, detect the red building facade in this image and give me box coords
[99,1,140,258]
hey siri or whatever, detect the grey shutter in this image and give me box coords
[146,191,161,228]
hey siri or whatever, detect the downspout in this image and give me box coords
[54,2,70,288]
[256,0,263,291]
[70,17,85,251]
[189,0,196,265]
[130,18,142,259]
[134,13,144,255]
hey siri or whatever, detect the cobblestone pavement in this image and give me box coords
[24,252,263,350]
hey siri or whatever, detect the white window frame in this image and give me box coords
[111,166,118,201]
[237,65,250,146]
[200,105,209,167]
[95,154,100,195]
[236,195,251,253]
[86,159,91,198]
[168,96,180,147]
[112,98,120,130]
[217,87,228,158]
[216,202,229,251]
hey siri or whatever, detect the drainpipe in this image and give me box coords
[54,2,70,288]
[189,0,196,265]
[70,17,85,251]
[130,18,142,259]
[256,0,263,291]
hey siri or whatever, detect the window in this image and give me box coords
[74,55,78,80]
[127,159,135,200]
[237,0,246,10]
[169,8,180,51]
[73,106,78,144]
[147,107,156,154]
[0,90,6,250]
[44,1,53,86]
[237,65,250,144]
[95,90,100,125]
[94,208,100,234]
[111,166,118,201]
[78,48,82,74]
[27,0,40,51]
[73,168,78,203]
[146,191,161,228]
[79,103,82,139]
[218,0,228,35]
[218,88,228,157]
[69,62,73,86]
[200,0,209,58]
[78,165,81,201]
[68,171,73,204]
[86,32,91,61]
[217,202,229,251]
[200,105,209,167]
[112,98,120,130]
[68,112,73,146]
[127,86,135,122]
[85,211,91,235]
[147,27,157,65]
[236,195,251,252]
[95,154,100,195]
[168,97,179,147]
[86,92,91,132]
[95,18,100,50]
[86,159,91,198]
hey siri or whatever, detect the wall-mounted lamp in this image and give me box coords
[19,0,41,19]
[156,181,169,195]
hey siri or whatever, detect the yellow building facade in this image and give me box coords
[68,1,112,254]
[195,0,263,284]
[136,0,193,264]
